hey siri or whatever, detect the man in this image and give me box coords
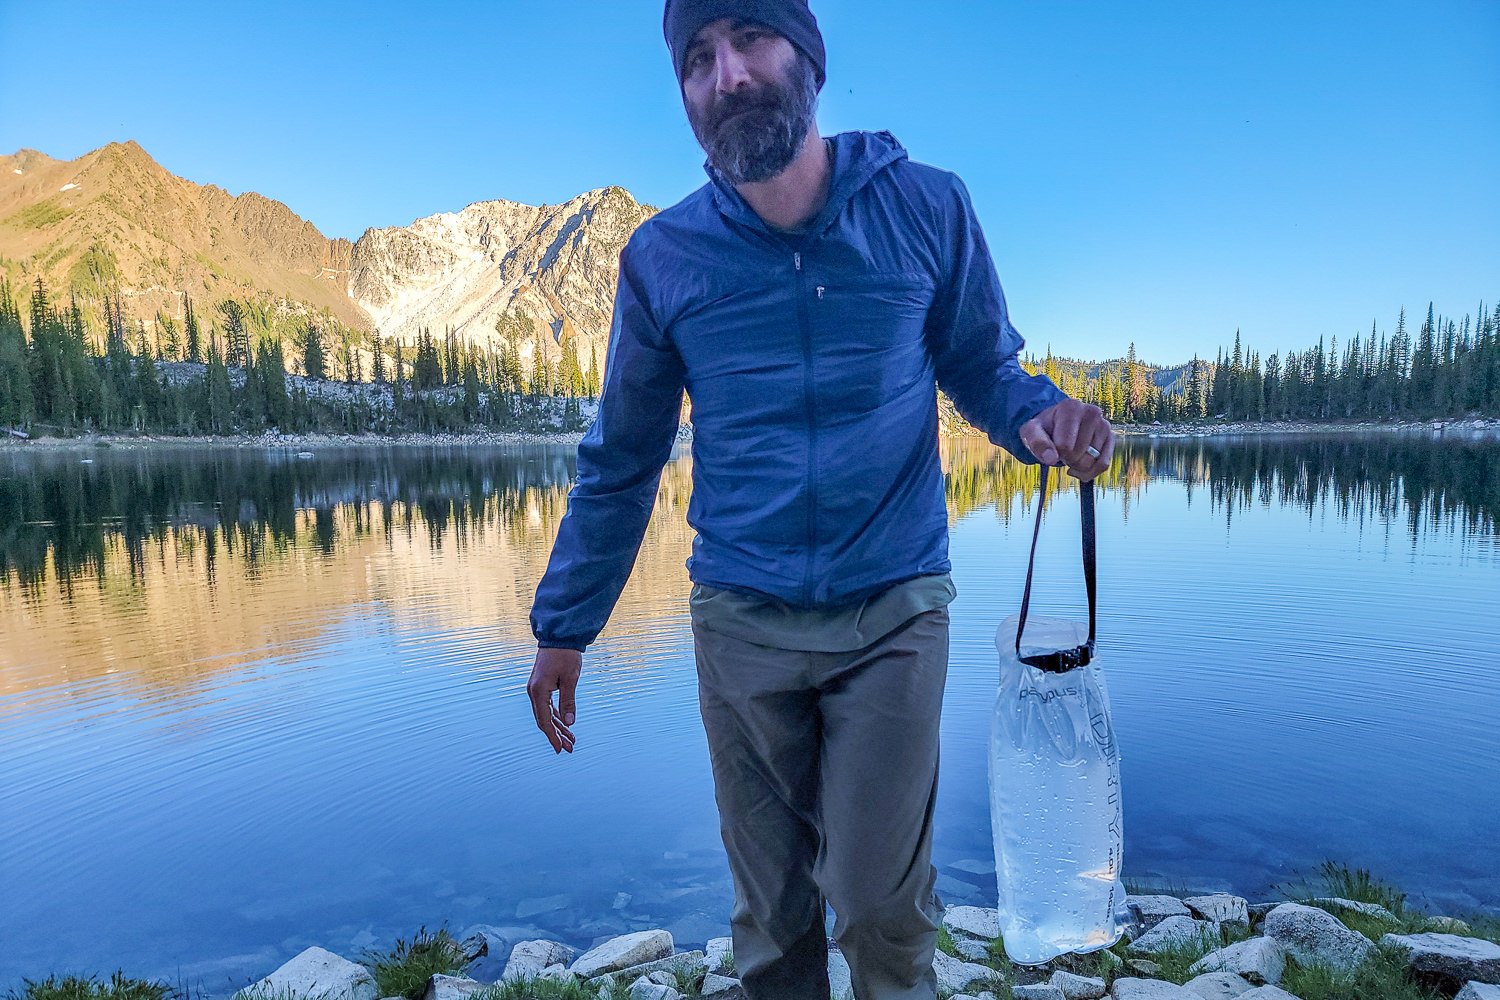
[528,2,1114,997]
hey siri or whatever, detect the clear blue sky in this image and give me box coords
[2,1,1496,364]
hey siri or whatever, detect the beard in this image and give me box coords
[687,51,820,184]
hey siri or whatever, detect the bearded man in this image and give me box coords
[528,2,1114,997]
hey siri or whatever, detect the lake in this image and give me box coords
[2,431,1497,992]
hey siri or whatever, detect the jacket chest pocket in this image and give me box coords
[812,272,935,408]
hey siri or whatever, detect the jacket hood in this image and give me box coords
[704,129,909,238]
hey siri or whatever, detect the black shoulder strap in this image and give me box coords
[1014,465,1098,672]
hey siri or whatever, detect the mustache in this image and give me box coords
[704,89,781,132]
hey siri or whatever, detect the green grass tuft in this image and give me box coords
[1315,861,1408,916]
[1281,944,1445,1000]
[6,973,171,1000]
[474,975,596,1000]
[935,925,959,958]
[1139,930,1224,985]
[362,926,469,1000]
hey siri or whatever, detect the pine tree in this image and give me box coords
[303,321,327,380]
[184,292,202,363]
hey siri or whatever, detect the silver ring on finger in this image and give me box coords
[1085,445,1101,459]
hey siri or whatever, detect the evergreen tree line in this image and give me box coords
[1029,301,1499,424]
[0,279,598,436]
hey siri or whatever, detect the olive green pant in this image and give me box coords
[692,606,949,1000]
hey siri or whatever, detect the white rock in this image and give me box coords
[1128,915,1222,955]
[419,976,485,1000]
[1111,979,1197,998]
[502,939,576,981]
[1238,988,1300,1000]
[1013,986,1065,1000]
[1380,932,1500,984]
[538,963,572,981]
[1310,897,1399,922]
[587,951,706,990]
[626,979,682,1000]
[704,936,734,975]
[1456,983,1500,1000]
[570,930,675,978]
[932,948,1004,993]
[1427,916,1473,934]
[236,946,377,1000]
[954,937,993,962]
[647,970,678,987]
[1127,895,1193,930]
[1185,895,1250,928]
[1183,971,1252,999]
[700,973,741,996]
[829,947,854,1000]
[1189,937,1286,985]
[1262,902,1373,972]
[1050,970,1108,999]
[945,905,1003,940]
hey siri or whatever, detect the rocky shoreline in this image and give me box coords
[177,890,1500,1000]
[4,417,1497,453]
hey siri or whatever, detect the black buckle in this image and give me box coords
[1021,643,1094,674]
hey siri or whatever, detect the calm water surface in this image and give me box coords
[2,433,1497,989]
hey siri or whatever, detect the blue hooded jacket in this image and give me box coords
[530,129,1067,650]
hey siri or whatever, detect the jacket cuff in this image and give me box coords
[536,638,589,652]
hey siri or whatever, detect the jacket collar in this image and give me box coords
[704,129,909,239]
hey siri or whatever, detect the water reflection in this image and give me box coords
[3,432,1493,592]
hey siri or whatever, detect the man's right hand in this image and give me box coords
[528,646,582,754]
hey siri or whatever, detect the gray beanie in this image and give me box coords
[663,0,826,90]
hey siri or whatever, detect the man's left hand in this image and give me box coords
[1019,399,1115,482]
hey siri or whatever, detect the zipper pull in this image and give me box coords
[816,285,824,300]
[794,252,801,270]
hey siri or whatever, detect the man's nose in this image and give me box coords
[713,43,753,94]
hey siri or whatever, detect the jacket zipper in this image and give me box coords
[794,250,817,607]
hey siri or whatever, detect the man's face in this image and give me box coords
[682,17,819,185]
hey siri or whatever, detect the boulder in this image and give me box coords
[1381,932,1500,987]
[236,946,377,1000]
[700,973,743,996]
[1238,988,1300,1000]
[829,947,853,1000]
[1310,897,1399,923]
[932,948,1004,994]
[945,905,1003,940]
[1111,979,1198,998]
[570,930,675,978]
[1013,986,1066,1000]
[625,980,682,1000]
[1428,916,1474,935]
[704,936,734,976]
[586,951,706,990]
[1188,937,1286,985]
[1184,895,1250,929]
[419,976,485,1000]
[1183,972,1252,999]
[502,939,576,981]
[1128,916,1222,955]
[954,937,993,962]
[1261,902,1373,972]
[1127,896,1192,931]
[1456,984,1500,1000]
[647,971,678,987]
[1050,970,1108,999]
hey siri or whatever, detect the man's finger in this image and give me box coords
[1073,421,1115,481]
[1052,403,1084,460]
[558,679,577,728]
[527,672,563,753]
[1021,420,1060,466]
